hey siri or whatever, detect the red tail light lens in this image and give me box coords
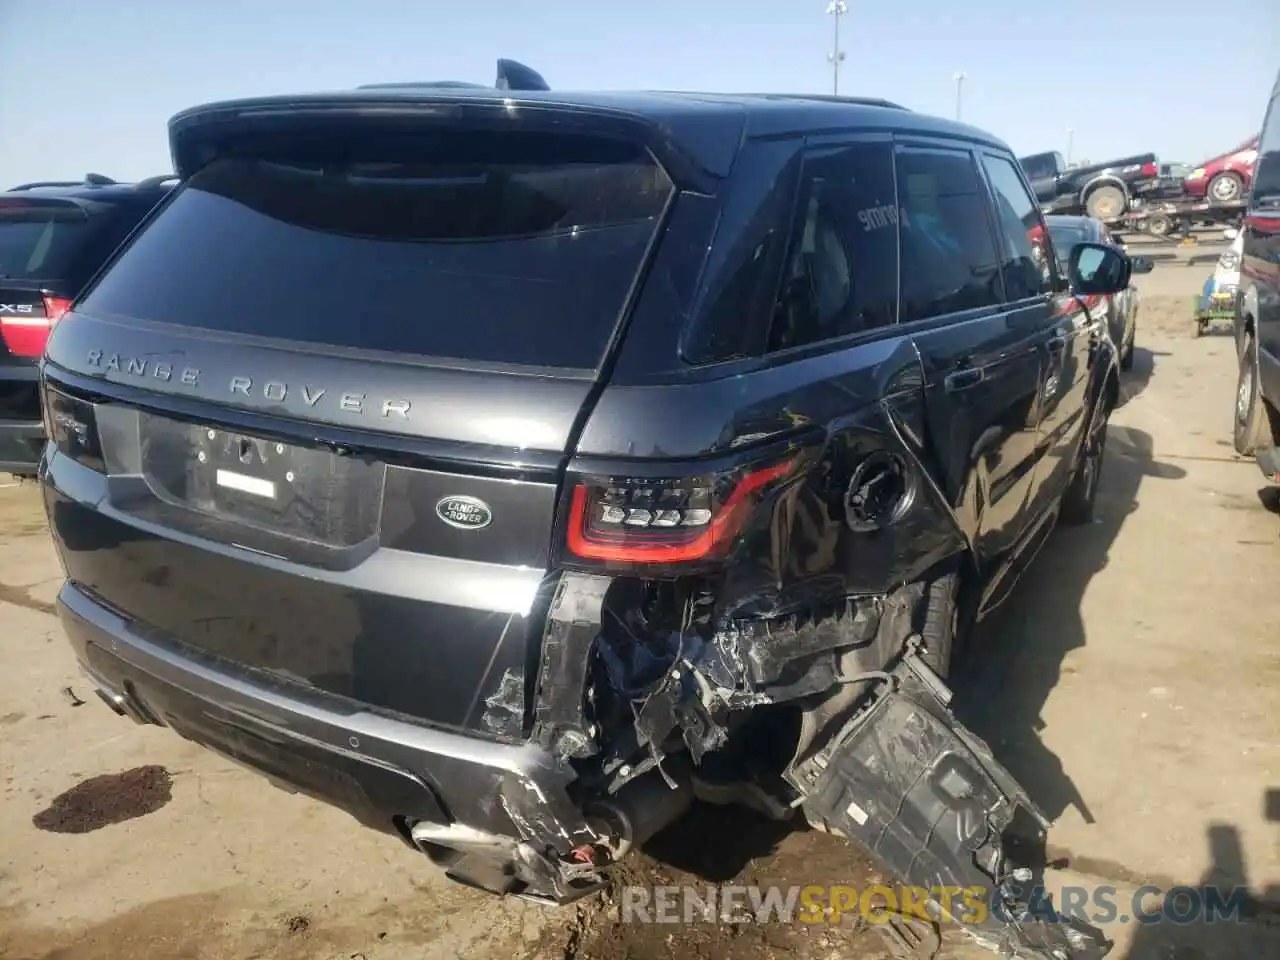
[1140,162,1158,178]
[565,458,796,566]
[0,295,71,358]
[43,294,73,323]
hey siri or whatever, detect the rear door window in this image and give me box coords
[1251,72,1280,207]
[767,140,900,351]
[980,154,1054,300]
[79,130,675,371]
[895,147,1003,323]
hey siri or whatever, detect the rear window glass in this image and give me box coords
[1046,222,1091,266]
[80,131,675,370]
[0,201,91,281]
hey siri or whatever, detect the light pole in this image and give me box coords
[1066,127,1074,166]
[952,71,966,121]
[826,1,848,96]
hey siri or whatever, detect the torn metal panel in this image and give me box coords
[612,581,927,770]
[531,572,612,759]
[791,638,1111,960]
[480,667,526,739]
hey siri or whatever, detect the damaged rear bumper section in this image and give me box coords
[60,574,1107,958]
[57,582,645,904]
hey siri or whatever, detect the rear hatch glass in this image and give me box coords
[79,129,675,370]
[0,198,91,282]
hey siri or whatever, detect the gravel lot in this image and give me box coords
[2,239,1278,960]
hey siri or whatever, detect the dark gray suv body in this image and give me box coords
[1233,69,1280,484]
[39,67,1132,958]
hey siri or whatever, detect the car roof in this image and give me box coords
[169,87,1015,179]
[172,86,1009,139]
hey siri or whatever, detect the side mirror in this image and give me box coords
[1068,241,1131,295]
[1223,227,1239,241]
[1130,255,1155,274]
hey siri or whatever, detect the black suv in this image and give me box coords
[40,63,1132,959]
[1,174,174,475]
[1234,69,1280,485]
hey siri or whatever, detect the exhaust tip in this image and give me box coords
[92,684,153,725]
[94,687,129,716]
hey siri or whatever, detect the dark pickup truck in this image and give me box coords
[1019,149,1161,222]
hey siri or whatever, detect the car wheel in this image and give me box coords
[1208,172,1245,204]
[1060,393,1110,525]
[1146,213,1174,237]
[1234,337,1273,456]
[1085,184,1127,221]
[920,570,971,678]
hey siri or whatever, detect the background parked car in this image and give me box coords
[1019,148,1162,221]
[1183,136,1260,204]
[1044,214,1153,370]
[0,173,174,476]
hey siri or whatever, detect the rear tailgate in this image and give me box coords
[0,196,86,372]
[43,115,688,735]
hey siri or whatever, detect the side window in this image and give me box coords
[896,147,1003,323]
[1250,76,1280,206]
[980,154,1054,300]
[767,141,899,352]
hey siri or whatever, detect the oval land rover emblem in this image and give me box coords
[436,495,493,530]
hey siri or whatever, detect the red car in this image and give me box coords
[1182,136,1260,203]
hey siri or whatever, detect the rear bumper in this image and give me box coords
[56,581,593,847]
[0,418,43,474]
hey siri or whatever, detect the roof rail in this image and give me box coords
[134,174,179,191]
[8,180,83,191]
[750,93,908,110]
[357,80,488,90]
[8,172,118,192]
[357,57,549,93]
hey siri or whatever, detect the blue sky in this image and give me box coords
[1,0,1276,186]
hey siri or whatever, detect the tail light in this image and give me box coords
[1140,162,1158,178]
[0,295,73,358]
[43,387,105,472]
[564,457,797,569]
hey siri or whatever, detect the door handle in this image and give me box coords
[944,367,985,392]
[1047,335,1068,354]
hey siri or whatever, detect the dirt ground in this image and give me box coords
[2,238,1278,960]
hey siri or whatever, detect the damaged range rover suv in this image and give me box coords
[41,62,1131,958]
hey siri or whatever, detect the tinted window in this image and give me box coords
[896,148,1002,323]
[982,154,1053,300]
[1019,153,1061,182]
[0,200,91,281]
[1045,221,1091,268]
[1251,76,1280,206]
[767,141,899,351]
[80,131,674,369]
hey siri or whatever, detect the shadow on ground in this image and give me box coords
[1114,347,1166,409]
[954,426,1186,824]
[1118,790,1280,959]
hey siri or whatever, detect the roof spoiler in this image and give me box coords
[135,174,179,190]
[356,58,550,93]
